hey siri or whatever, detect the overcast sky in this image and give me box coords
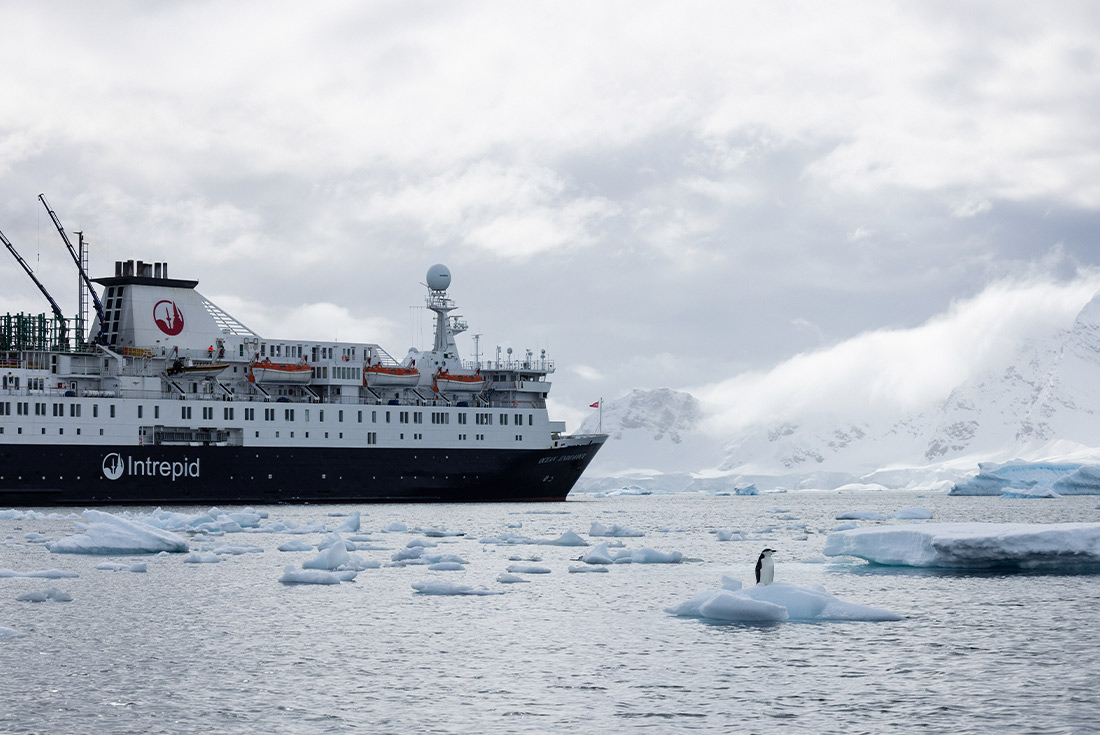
[2,1,1099,432]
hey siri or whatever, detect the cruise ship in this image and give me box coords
[0,238,606,505]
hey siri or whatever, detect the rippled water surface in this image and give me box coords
[3,492,1100,734]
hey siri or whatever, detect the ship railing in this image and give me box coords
[463,358,554,373]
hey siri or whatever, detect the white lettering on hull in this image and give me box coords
[102,453,200,481]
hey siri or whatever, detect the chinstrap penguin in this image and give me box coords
[755,548,777,585]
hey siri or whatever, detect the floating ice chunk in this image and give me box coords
[590,522,644,537]
[183,552,220,564]
[392,547,424,562]
[383,522,408,533]
[497,573,529,583]
[279,565,341,585]
[212,544,264,555]
[506,564,551,574]
[715,530,744,542]
[824,522,1100,569]
[832,521,859,531]
[949,462,1088,496]
[0,627,26,639]
[428,562,465,571]
[422,526,464,537]
[568,565,609,573]
[48,510,189,555]
[508,554,542,562]
[668,580,903,623]
[734,484,759,496]
[406,538,439,549]
[545,531,587,547]
[128,563,147,573]
[24,532,51,544]
[278,540,314,552]
[334,512,361,533]
[618,548,683,564]
[0,509,73,521]
[1002,487,1062,499]
[422,553,467,565]
[0,568,79,579]
[1053,466,1100,495]
[896,507,933,519]
[411,579,504,596]
[303,538,350,570]
[581,543,616,565]
[95,562,130,571]
[835,510,888,521]
[17,587,72,603]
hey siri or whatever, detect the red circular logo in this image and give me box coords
[153,300,184,335]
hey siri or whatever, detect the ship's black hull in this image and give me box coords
[0,438,605,506]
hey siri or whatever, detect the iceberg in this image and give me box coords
[668,576,903,623]
[823,522,1100,569]
[949,462,1100,496]
[47,510,189,555]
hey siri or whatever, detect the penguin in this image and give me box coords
[755,548,777,585]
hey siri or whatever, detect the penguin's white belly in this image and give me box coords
[758,558,774,585]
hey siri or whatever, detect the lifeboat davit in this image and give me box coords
[434,369,485,393]
[166,359,229,379]
[248,359,312,384]
[363,364,420,387]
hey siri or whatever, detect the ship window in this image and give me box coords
[529,414,533,426]
[371,411,377,423]
[357,411,362,423]
[458,413,466,425]
[500,414,508,426]
[386,411,390,423]
[224,407,234,420]
[154,406,160,419]
[92,404,98,418]
[70,404,81,417]
[319,410,325,422]
[413,412,422,424]
[285,409,294,421]
[203,407,213,420]
[138,405,143,419]
[400,411,408,424]
[338,410,343,422]
[110,404,116,418]
[261,343,266,356]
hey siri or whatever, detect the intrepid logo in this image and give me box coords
[153,299,184,335]
[101,453,201,481]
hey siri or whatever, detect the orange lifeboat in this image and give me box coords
[434,369,485,393]
[363,364,421,388]
[248,359,312,384]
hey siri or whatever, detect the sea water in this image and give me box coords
[2,492,1099,734]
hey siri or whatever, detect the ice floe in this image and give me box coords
[835,510,888,521]
[183,552,221,564]
[496,573,528,583]
[48,511,189,555]
[17,588,72,603]
[950,462,1100,496]
[668,576,903,623]
[568,565,609,573]
[0,568,79,579]
[506,564,551,574]
[277,540,314,552]
[411,579,503,596]
[95,562,146,572]
[824,522,1100,569]
[279,565,356,585]
[580,542,683,565]
[590,522,644,537]
[0,627,26,639]
[895,506,933,520]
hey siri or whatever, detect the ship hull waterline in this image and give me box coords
[0,437,605,506]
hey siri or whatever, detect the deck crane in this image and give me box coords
[38,194,104,344]
[1,226,69,349]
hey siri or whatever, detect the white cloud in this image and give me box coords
[695,271,1100,436]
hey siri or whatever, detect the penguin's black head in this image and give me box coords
[760,548,776,556]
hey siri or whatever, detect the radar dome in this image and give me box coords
[426,264,451,291]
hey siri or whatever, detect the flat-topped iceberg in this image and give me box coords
[823,522,1100,570]
[949,462,1100,496]
[668,576,902,623]
[47,510,189,555]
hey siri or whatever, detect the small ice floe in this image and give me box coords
[334,512,361,533]
[0,509,73,521]
[303,538,380,571]
[506,564,551,574]
[580,542,682,565]
[480,531,586,546]
[590,522,644,538]
[183,552,220,564]
[24,532,51,544]
[17,587,72,603]
[427,562,465,571]
[524,509,570,515]
[0,568,79,579]
[383,522,408,533]
[832,521,859,532]
[496,573,528,583]
[545,531,587,546]
[278,540,314,552]
[895,506,933,520]
[667,576,903,623]
[411,579,503,596]
[279,565,345,585]
[421,526,464,537]
[835,510,888,521]
[715,530,745,542]
[506,522,523,529]
[508,554,542,562]
[405,538,438,549]
[95,562,131,571]
[734,484,759,496]
[48,510,189,555]
[568,565,609,573]
[0,627,26,639]
[824,522,1100,570]
[1001,487,1062,499]
[212,544,264,555]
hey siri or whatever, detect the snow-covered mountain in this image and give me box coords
[580,292,1100,492]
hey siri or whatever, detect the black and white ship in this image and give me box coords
[1,218,606,505]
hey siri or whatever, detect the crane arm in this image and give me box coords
[38,194,105,324]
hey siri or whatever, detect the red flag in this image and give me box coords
[589,401,600,408]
